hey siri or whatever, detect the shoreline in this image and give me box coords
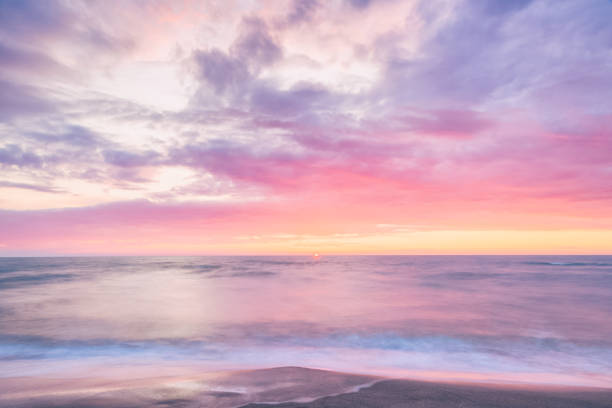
[1,367,611,408]
[241,376,612,408]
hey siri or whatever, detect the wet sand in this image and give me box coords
[0,367,378,408]
[243,376,612,408]
[1,367,611,408]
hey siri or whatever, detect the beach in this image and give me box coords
[2,367,611,408]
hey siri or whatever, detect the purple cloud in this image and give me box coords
[346,0,372,9]
[250,82,332,116]
[26,125,101,147]
[0,144,42,168]
[400,109,494,137]
[232,17,282,69]
[193,49,251,95]
[0,80,53,121]
[0,181,61,193]
[0,0,72,41]
[103,149,160,168]
[285,0,319,25]
[0,0,132,54]
[0,40,69,78]
[193,17,281,97]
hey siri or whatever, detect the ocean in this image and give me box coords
[1,255,611,388]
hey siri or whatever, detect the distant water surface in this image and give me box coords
[0,256,611,387]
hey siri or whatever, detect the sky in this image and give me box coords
[1,0,611,255]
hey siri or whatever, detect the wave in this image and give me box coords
[0,336,218,361]
[187,264,223,273]
[523,261,612,266]
[0,273,75,289]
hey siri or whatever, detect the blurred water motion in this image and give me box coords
[0,256,611,387]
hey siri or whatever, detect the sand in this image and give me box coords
[1,367,610,408]
[243,377,612,408]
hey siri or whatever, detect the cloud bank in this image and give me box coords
[1,0,612,254]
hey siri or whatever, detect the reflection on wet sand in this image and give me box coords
[2,367,612,408]
[0,367,378,408]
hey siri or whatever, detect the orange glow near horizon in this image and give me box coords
[3,227,612,256]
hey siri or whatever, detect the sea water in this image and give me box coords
[1,256,611,387]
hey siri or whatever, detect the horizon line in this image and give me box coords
[1,253,611,258]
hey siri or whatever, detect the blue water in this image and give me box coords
[0,256,611,387]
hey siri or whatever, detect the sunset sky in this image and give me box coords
[1,0,612,255]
